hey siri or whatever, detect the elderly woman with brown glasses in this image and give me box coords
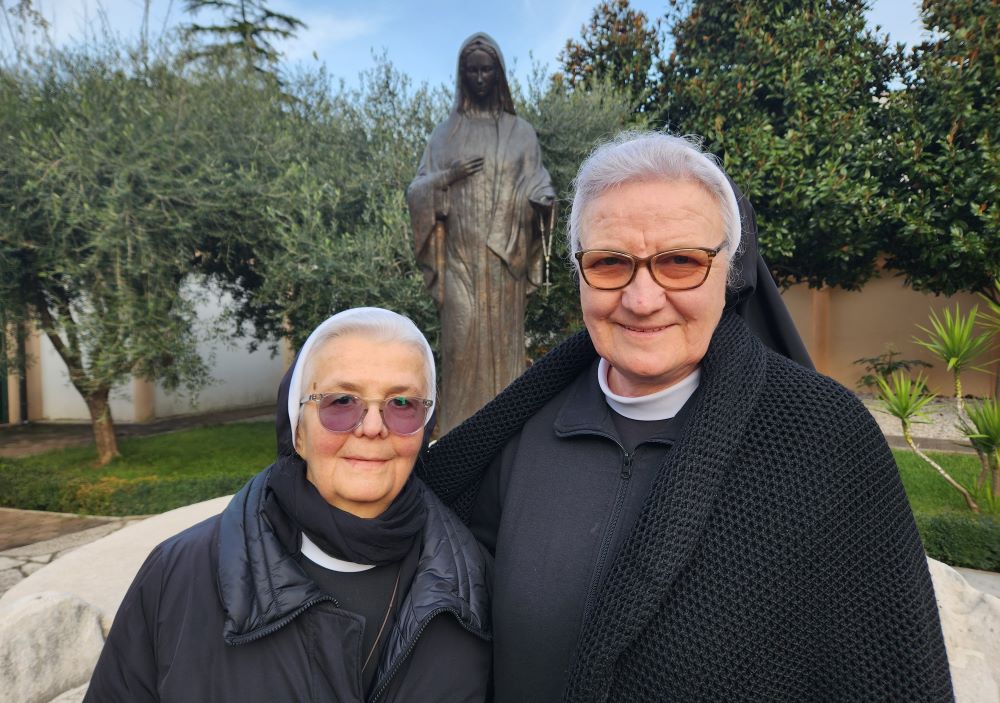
[86,308,491,703]
[421,132,953,702]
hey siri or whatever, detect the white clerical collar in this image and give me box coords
[300,532,376,572]
[597,358,701,421]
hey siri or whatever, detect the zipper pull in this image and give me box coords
[621,450,633,479]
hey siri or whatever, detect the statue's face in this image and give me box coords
[462,48,498,102]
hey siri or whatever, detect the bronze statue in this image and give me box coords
[407,32,555,432]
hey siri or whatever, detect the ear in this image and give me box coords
[293,422,305,456]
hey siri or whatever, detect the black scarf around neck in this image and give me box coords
[267,456,427,566]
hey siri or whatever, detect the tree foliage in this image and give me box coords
[514,70,642,356]
[885,0,1000,301]
[203,58,448,353]
[0,46,229,462]
[659,0,903,290]
[558,0,661,113]
[181,0,305,72]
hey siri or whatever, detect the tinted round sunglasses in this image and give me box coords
[574,241,727,291]
[300,393,434,436]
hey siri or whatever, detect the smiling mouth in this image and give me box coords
[619,323,672,333]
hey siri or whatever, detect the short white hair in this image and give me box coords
[286,307,436,432]
[569,131,742,286]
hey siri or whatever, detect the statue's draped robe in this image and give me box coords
[407,112,553,432]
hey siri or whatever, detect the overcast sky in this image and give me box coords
[15,0,927,89]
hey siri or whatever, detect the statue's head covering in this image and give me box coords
[453,32,516,116]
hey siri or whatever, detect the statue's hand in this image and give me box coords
[447,157,484,184]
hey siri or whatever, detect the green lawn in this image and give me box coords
[0,422,275,516]
[894,449,994,516]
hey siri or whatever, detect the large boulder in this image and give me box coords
[928,558,1000,703]
[0,495,230,633]
[0,592,103,703]
[47,684,87,703]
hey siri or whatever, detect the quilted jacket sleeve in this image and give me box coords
[83,546,166,702]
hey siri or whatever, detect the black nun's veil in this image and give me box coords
[724,177,812,369]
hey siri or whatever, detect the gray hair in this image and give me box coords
[569,131,742,286]
[286,307,436,433]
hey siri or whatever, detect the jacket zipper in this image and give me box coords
[227,594,340,646]
[368,606,485,703]
[581,444,632,625]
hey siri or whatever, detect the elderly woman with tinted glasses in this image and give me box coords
[420,132,953,702]
[85,307,491,703]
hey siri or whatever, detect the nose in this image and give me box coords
[620,264,667,316]
[354,403,389,438]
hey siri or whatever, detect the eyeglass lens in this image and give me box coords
[579,249,713,290]
[317,394,427,435]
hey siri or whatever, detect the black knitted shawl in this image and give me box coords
[419,312,953,702]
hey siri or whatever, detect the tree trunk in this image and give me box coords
[954,373,965,416]
[976,448,990,491]
[85,387,120,466]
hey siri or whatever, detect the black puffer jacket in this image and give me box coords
[85,466,492,703]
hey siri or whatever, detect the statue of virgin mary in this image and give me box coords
[407,32,555,432]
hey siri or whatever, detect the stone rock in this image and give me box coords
[0,568,23,593]
[928,558,1000,703]
[22,561,46,576]
[0,592,104,703]
[0,495,231,633]
[47,684,88,703]
[0,556,21,570]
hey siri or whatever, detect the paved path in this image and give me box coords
[0,508,118,551]
[0,516,137,599]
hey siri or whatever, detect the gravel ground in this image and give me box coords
[859,393,975,449]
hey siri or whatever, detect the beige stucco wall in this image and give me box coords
[782,274,997,398]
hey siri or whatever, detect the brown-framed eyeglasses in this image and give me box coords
[574,242,727,291]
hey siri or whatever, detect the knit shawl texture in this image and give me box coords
[421,312,953,702]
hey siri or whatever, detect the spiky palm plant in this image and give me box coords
[877,371,979,513]
[960,399,1000,506]
[914,305,993,415]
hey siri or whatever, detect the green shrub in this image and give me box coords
[914,511,1000,572]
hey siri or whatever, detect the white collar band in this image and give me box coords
[300,532,376,572]
[598,358,701,421]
